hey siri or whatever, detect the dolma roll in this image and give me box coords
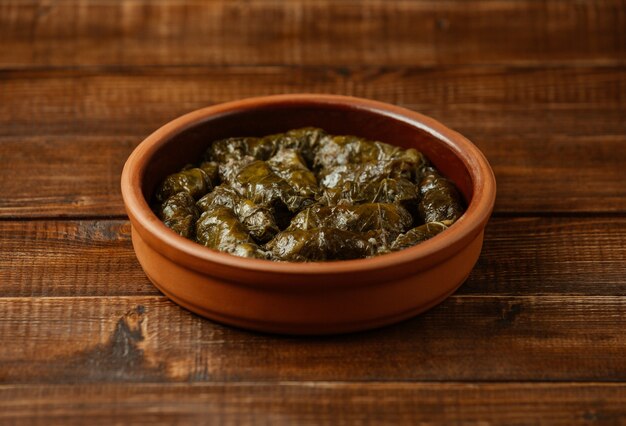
[318,157,419,205]
[228,160,313,212]
[288,203,413,243]
[158,192,199,238]
[195,205,267,259]
[156,167,214,202]
[267,148,319,199]
[197,185,279,243]
[417,167,464,225]
[199,161,220,187]
[262,127,327,165]
[206,137,261,163]
[320,176,418,206]
[267,228,375,262]
[207,128,326,164]
[314,135,425,172]
[391,222,448,251]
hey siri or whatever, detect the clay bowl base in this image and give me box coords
[132,226,483,335]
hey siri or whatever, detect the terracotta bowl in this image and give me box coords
[121,94,496,335]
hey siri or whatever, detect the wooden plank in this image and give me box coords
[465,217,626,295]
[0,295,625,383]
[0,136,138,218]
[0,220,153,297]
[2,66,625,137]
[1,0,624,68]
[1,383,626,425]
[1,67,625,215]
[2,217,626,297]
[478,134,626,213]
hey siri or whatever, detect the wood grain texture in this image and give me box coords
[0,136,136,218]
[2,0,626,420]
[1,383,626,425]
[2,66,625,137]
[0,220,151,297]
[1,0,625,68]
[0,136,138,218]
[2,217,626,298]
[465,217,626,296]
[1,296,625,383]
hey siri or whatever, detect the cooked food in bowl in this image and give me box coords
[154,127,465,262]
[121,94,496,334]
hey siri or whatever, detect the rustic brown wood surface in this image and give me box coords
[1,0,625,424]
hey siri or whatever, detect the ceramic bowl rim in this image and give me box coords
[121,94,496,277]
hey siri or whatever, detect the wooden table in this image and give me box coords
[1,1,625,424]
